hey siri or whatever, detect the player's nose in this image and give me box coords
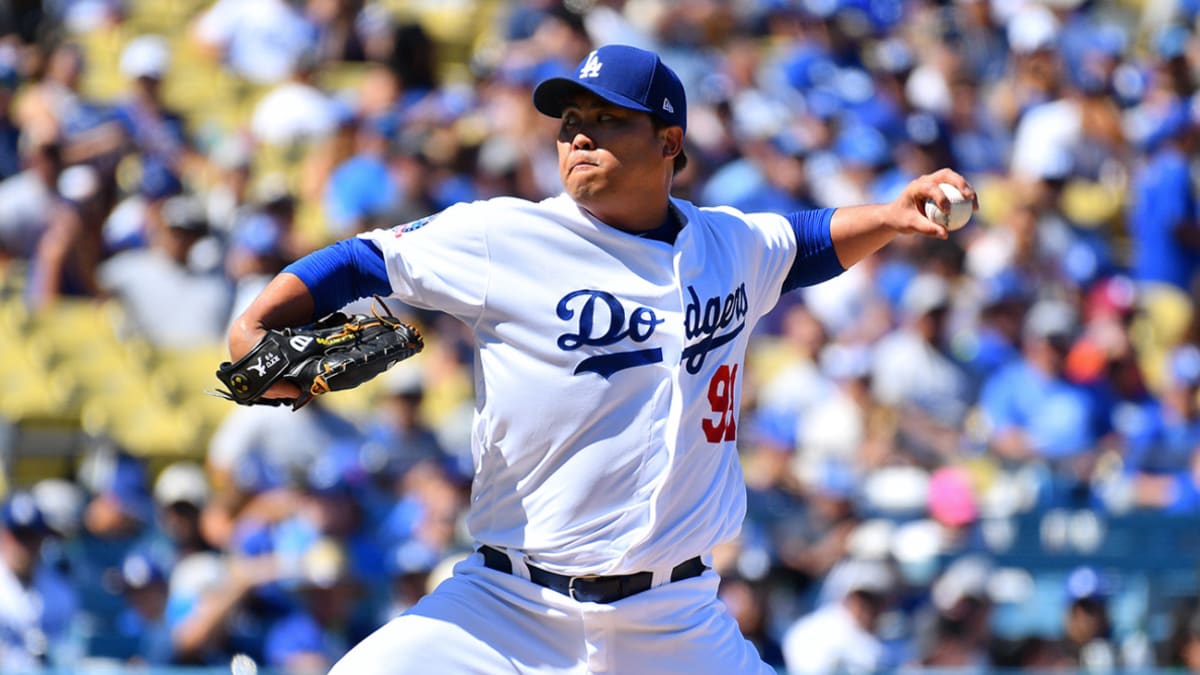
[570,131,595,151]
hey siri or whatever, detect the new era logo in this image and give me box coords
[662,98,674,113]
[579,51,603,79]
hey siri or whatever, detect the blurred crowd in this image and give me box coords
[0,0,1199,672]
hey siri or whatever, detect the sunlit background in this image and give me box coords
[0,0,1198,673]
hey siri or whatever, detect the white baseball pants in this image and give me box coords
[328,551,775,674]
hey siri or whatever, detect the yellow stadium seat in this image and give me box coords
[27,299,121,354]
[0,368,75,424]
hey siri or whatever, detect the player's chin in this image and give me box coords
[564,175,607,202]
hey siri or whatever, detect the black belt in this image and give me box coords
[478,545,706,604]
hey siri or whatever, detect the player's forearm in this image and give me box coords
[829,169,974,268]
[228,272,315,361]
[828,203,903,269]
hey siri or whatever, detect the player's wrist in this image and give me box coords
[227,319,267,362]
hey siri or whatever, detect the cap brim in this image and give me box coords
[533,77,653,119]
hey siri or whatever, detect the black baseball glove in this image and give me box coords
[213,299,424,410]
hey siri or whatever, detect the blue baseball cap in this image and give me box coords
[533,44,687,132]
[120,551,167,591]
[1,490,49,534]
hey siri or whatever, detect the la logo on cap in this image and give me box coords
[579,51,603,79]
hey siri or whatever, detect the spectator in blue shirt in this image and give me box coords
[112,551,173,665]
[69,447,162,655]
[263,538,364,673]
[979,299,1102,502]
[1127,98,1199,295]
[1119,345,1200,475]
[112,35,193,177]
[0,56,20,181]
[363,364,447,481]
[0,491,81,672]
[323,114,401,236]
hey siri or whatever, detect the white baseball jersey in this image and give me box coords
[361,193,799,575]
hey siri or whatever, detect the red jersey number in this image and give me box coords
[702,364,738,443]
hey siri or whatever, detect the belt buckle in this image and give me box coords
[567,575,599,602]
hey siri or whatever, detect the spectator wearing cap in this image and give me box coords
[819,122,892,209]
[98,193,234,349]
[70,447,161,650]
[363,363,447,480]
[202,133,255,234]
[154,461,214,562]
[768,461,861,594]
[871,113,954,205]
[1008,7,1128,184]
[870,273,972,464]
[31,478,86,541]
[1057,566,1121,670]
[111,550,173,665]
[956,271,1030,392]
[375,459,465,585]
[101,159,184,254]
[1142,345,1200,471]
[0,490,80,672]
[322,112,402,236]
[1127,346,1200,511]
[225,212,290,330]
[262,538,369,673]
[944,69,1011,178]
[978,298,1103,498]
[770,341,874,501]
[988,2,1065,133]
[781,557,897,675]
[26,162,111,308]
[112,35,195,178]
[911,554,994,669]
[1146,23,1196,103]
[380,537,441,621]
[78,446,156,540]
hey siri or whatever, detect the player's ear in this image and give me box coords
[660,127,683,160]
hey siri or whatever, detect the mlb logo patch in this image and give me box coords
[392,215,436,238]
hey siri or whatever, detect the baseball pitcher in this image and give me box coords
[226,44,976,674]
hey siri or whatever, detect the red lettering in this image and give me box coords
[702,364,738,442]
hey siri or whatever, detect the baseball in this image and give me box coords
[230,654,258,675]
[924,183,973,231]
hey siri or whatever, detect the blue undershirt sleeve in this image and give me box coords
[282,237,392,319]
[781,207,844,293]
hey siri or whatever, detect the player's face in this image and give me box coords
[556,93,674,229]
